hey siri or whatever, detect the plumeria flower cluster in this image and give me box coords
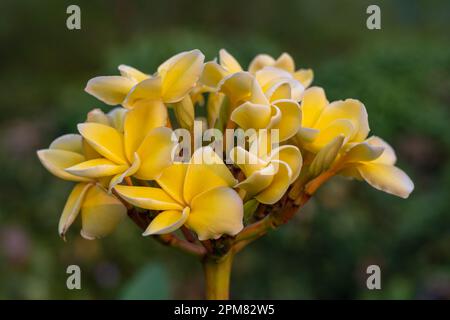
[37,49,413,299]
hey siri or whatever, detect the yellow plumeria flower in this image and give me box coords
[248,52,314,88]
[337,136,414,198]
[37,134,126,240]
[65,103,176,190]
[85,49,205,108]
[230,77,302,142]
[231,138,302,204]
[114,147,244,240]
[296,86,369,153]
[201,50,304,102]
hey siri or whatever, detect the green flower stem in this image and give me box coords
[203,251,234,300]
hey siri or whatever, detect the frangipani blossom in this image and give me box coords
[37,133,126,240]
[231,139,302,204]
[248,52,314,88]
[200,50,304,102]
[114,147,244,240]
[337,136,414,199]
[296,86,369,153]
[65,103,176,190]
[230,77,302,141]
[85,49,205,108]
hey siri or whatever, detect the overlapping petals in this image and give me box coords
[231,139,302,204]
[114,147,243,240]
[337,137,414,198]
[85,50,205,108]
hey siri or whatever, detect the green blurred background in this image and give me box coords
[1,0,449,299]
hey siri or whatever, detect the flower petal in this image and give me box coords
[230,102,272,130]
[358,163,414,199]
[37,149,89,182]
[107,107,127,133]
[230,146,268,177]
[109,153,141,191]
[114,185,183,210]
[159,49,205,103]
[85,76,135,105]
[274,53,295,73]
[301,87,328,128]
[219,49,242,73]
[78,123,127,165]
[80,185,127,240]
[49,134,83,154]
[248,54,276,74]
[187,187,244,240]
[122,77,163,108]
[58,182,92,239]
[134,127,176,180]
[235,165,275,196]
[118,64,149,82]
[143,207,189,236]
[218,72,254,105]
[66,158,128,179]
[342,142,384,164]
[123,101,168,162]
[200,61,228,89]
[315,99,369,143]
[310,119,355,152]
[255,160,292,204]
[366,136,397,165]
[184,147,237,203]
[156,163,188,205]
[294,69,314,88]
[270,145,302,183]
[270,99,302,141]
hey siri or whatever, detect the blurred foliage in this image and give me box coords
[0,0,449,299]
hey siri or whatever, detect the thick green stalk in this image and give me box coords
[203,252,234,300]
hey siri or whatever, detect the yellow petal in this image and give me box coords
[315,99,369,143]
[310,119,355,152]
[135,127,175,180]
[85,76,135,105]
[86,108,111,126]
[159,49,205,103]
[218,72,253,105]
[156,163,188,205]
[123,101,168,162]
[219,49,242,73]
[230,146,268,177]
[49,134,83,154]
[184,147,237,203]
[248,54,276,74]
[294,69,314,88]
[270,145,302,183]
[255,67,291,92]
[235,165,275,196]
[267,82,292,102]
[366,136,397,165]
[143,207,189,236]
[358,163,414,199]
[114,185,183,210]
[206,92,225,128]
[37,149,89,182]
[66,158,128,178]
[342,142,384,164]
[274,53,295,73]
[122,77,163,108]
[78,123,127,165]
[255,160,292,204]
[200,61,228,89]
[80,185,127,240]
[58,182,92,238]
[270,99,302,141]
[296,127,320,143]
[187,187,244,240]
[109,153,141,191]
[118,64,149,82]
[301,87,328,128]
[230,102,272,129]
[107,107,128,133]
